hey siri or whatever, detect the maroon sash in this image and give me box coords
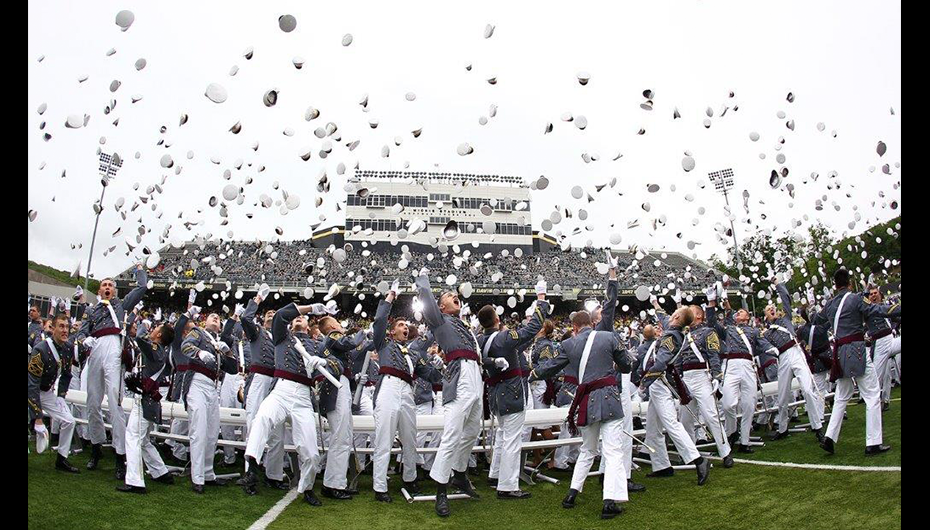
[830,333,865,383]
[670,368,692,406]
[276,369,315,388]
[776,340,799,355]
[567,376,618,435]
[250,365,275,377]
[189,363,219,381]
[871,328,893,341]
[379,366,413,385]
[142,377,162,402]
[486,368,522,386]
[722,352,752,361]
[91,327,122,338]
[447,349,480,363]
[562,375,579,385]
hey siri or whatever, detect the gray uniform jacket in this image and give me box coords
[675,323,722,378]
[763,284,801,352]
[408,330,438,406]
[350,339,380,414]
[76,268,148,341]
[631,338,656,387]
[272,303,343,414]
[705,305,778,381]
[531,324,631,426]
[811,287,901,379]
[317,326,362,414]
[477,300,548,416]
[797,321,832,374]
[133,336,170,423]
[415,274,486,405]
[28,320,45,349]
[167,313,190,403]
[28,337,73,421]
[640,325,686,392]
[370,300,441,407]
[240,299,275,404]
[179,326,237,407]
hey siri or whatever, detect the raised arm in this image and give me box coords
[372,299,392,351]
[121,265,148,312]
[775,282,794,319]
[530,341,571,381]
[240,297,260,342]
[596,278,619,332]
[272,303,301,346]
[505,300,548,349]
[414,273,445,330]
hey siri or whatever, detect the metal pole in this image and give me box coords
[84,183,108,293]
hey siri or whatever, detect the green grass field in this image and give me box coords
[28,388,901,530]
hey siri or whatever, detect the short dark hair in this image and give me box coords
[833,268,850,288]
[477,305,498,329]
[571,311,592,328]
[158,325,175,346]
[52,313,69,326]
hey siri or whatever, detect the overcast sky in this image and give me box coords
[28,0,901,280]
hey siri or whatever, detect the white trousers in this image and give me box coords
[323,375,353,490]
[245,379,320,493]
[812,371,832,399]
[415,399,434,468]
[420,394,445,470]
[721,359,757,445]
[220,373,244,464]
[85,335,127,453]
[429,360,483,484]
[125,404,169,487]
[554,405,580,467]
[777,346,824,432]
[680,371,730,457]
[488,410,526,492]
[355,385,376,469]
[69,364,87,443]
[873,335,901,404]
[244,373,284,480]
[825,355,883,446]
[571,419,628,502]
[169,419,189,460]
[645,379,700,471]
[41,389,75,458]
[372,376,419,492]
[600,375,633,478]
[186,374,220,485]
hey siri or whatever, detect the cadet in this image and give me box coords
[765,279,825,443]
[75,264,148,478]
[28,313,80,473]
[478,278,549,500]
[863,285,902,410]
[811,269,900,455]
[119,323,177,493]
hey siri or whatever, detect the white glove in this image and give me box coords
[82,337,98,350]
[705,286,717,302]
[637,386,648,401]
[431,354,445,369]
[309,303,328,315]
[304,355,326,371]
[234,303,245,317]
[715,281,725,300]
[35,423,49,453]
[649,294,658,305]
[711,379,720,395]
[605,250,619,269]
[188,288,197,305]
[324,300,339,315]
[188,305,202,319]
[257,284,271,301]
[671,289,682,304]
[72,285,84,301]
[215,342,231,354]
[198,350,214,363]
[535,278,547,295]
[356,373,369,385]
[460,304,471,317]
[494,358,510,370]
[418,267,430,278]
[390,279,400,295]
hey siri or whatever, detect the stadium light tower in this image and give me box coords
[84,151,123,292]
[707,168,753,311]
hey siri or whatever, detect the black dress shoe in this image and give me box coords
[344,486,359,496]
[737,444,755,454]
[881,402,890,412]
[865,444,891,456]
[191,483,205,494]
[303,490,322,506]
[114,454,126,480]
[727,431,739,447]
[693,457,710,486]
[497,489,531,499]
[204,478,229,486]
[116,484,147,494]
[55,454,80,473]
[770,430,790,441]
[549,465,571,472]
[451,470,480,498]
[86,444,102,470]
[321,485,352,499]
[435,492,451,517]
[153,472,175,485]
[375,491,392,503]
[627,480,646,493]
[264,477,290,490]
[814,428,825,444]
[820,436,835,455]
[647,467,674,478]
[403,480,421,495]
[562,488,579,509]
[487,477,498,488]
[722,453,734,468]
[601,500,623,519]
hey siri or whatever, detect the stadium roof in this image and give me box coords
[353,169,526,188]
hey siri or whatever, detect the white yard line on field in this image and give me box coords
[704,455,900,472]
[246,489,300,530]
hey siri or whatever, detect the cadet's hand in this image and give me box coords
[356,373,369,385]
[418,267,430,278]
[198,350,214,363]
[234,304,245,317]
[705,286,717,302]
[390,279,401,295]
[605,250,619,269]
[72,285,84,302]
[188,305,202,319]
[324,301,339,315]
[188,288,198,305]
[637,385,648,401]
[304,356,326,371]
[257,284,271,302]
[494,358,510,370]
[431,354,445,369]
[82,337,98,350]
[535,278,547,296]
[309,303,328,315]
[216,342,231,354]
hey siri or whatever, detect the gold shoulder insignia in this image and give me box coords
[509,330,519,340]
[661,336,676,352]
[707,333,720,352]
[188,329,201,340]
[322,348,331,357]
[28,353,43,377]
[329,331,344,340]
